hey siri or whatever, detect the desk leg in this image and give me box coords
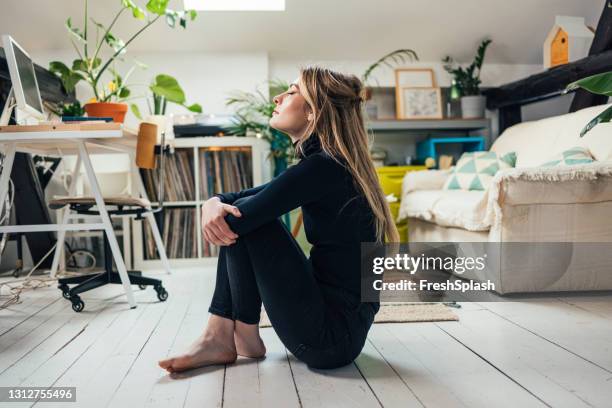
[50,155,82,279]
[0,142,17,217]
[129,152,172,275]
[78,142,137,309]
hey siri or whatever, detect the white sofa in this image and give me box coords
[398,104,612,294]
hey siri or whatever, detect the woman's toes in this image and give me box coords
[159,338,237,373]
[158,358,174,370]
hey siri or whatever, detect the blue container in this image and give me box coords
[417,136,485,166]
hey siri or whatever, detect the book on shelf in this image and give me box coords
[140,148,195,203]
[143,207,197,259]
[199,148,254,201]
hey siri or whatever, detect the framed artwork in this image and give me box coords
[396,87,443,119]
[395,68,436,88]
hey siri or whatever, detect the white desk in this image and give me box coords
[0,122,171,309]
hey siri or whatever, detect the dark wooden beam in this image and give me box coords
[570,0,612,112]
[483,49,612,111]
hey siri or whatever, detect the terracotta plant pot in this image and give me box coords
[84,102,128,123]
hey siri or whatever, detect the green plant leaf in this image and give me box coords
[49,61,71,77]
[580,105,612,137]
[567,71,612,97]
[119,87,130,98]
[361,49,419,84]
[49,61,84,92]
[189,10,197,20]
[65,17,86,43]
[165,11,176,28]
[130,103,143,120]
[105,32,126,55]
[122,0,146,19]
[146,0,170,15]
[150,74,186,103]
[186,103,202,113]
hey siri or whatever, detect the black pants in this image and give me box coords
[208,197,375,369]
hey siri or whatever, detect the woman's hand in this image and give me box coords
[201,197,242,246]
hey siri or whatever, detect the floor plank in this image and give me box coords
[355,338,423,408]
[477,299,612,372]
[290,356,381,407]
[369,323,546,408]
[438,308,612,408]
[1,266,611,407]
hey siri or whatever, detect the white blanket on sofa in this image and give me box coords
[398,162,612,232]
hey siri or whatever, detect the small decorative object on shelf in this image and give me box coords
[394,68,443,119]
[443,39,492,119]
[361,49,419,119]
[543,16,594,69]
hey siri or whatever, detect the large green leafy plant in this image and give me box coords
[224,80,293,175]
[443,39,492,96]
[49,0,196,103]
[130,74,202,119]
[566,71,612,136]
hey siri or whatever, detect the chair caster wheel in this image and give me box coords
[58,283,71,299]
[138,284,147,290]
[70,296,84,312]
[155,285,168,302]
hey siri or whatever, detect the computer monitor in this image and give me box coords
[2,34,45,121]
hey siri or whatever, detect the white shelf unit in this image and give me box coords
[132,136,272,269]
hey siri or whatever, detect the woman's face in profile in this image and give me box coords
[270,78,311,139]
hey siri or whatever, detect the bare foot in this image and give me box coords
[234,326,266,358]
[158,334,237,373]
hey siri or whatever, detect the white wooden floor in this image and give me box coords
[1,266,612,408]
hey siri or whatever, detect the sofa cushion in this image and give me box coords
[539,146,594,167]
[491,104,612,167]
[442,151,516,191]
[400,189,490,231]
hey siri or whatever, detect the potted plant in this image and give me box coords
[225,80,293,177]
[131,74,202,141]
[49,0,197,123]
[566,71,612,136]
[443,39,492,119]
[360,49,418,119]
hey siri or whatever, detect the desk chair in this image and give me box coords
[49,122,169,312]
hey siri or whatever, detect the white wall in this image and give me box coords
[269,58,543,88]
[32,50,270,128]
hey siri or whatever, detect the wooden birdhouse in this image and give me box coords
[543,16,594,68]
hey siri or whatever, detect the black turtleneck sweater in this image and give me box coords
[213,134,377,309]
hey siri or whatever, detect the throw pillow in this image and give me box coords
[539,146,594,167]
[443,151,517,191]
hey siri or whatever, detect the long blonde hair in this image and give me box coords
[296,65,399,244]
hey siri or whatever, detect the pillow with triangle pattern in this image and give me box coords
[443,151,517,191]
[539,146,594,167]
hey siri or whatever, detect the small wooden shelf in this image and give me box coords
[367,118,491,132]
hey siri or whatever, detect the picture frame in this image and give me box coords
[395,68,436,88]
[396,87,443,119]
